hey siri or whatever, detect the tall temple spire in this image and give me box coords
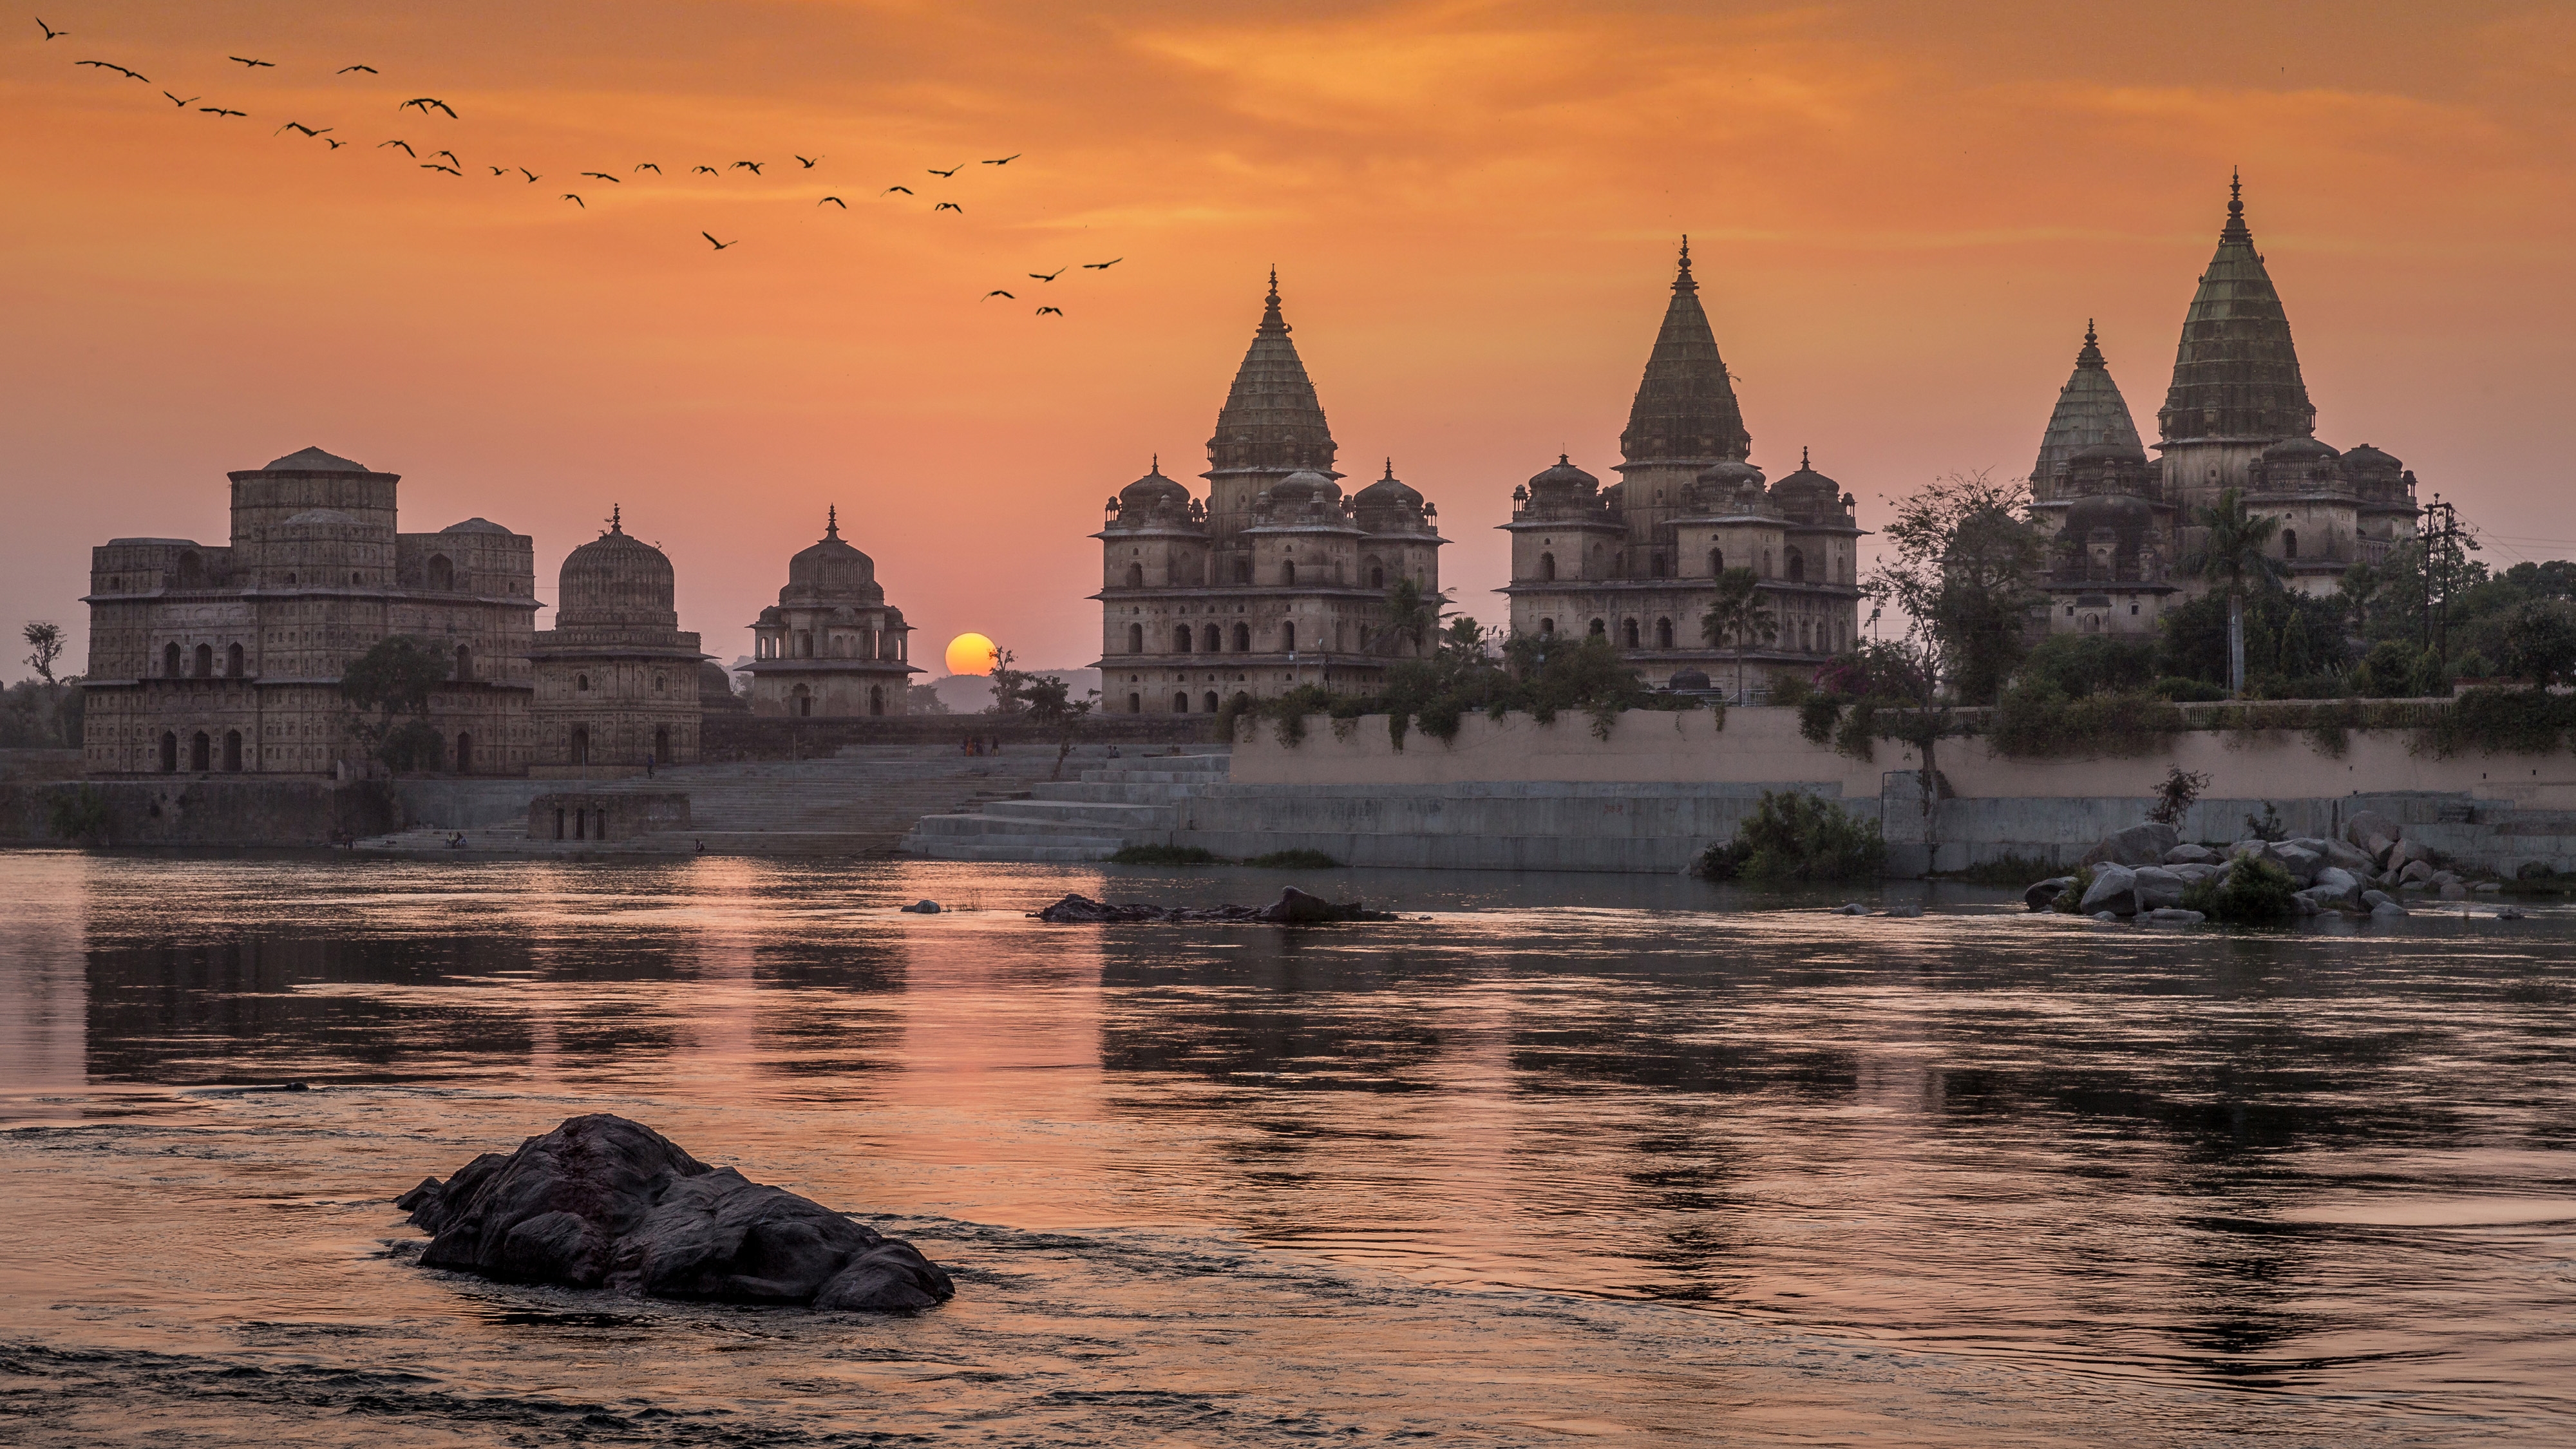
[1620,236,1750,466]
[2157,174,2315,445]
[1207,269,1336,477]
[825,504,840,540]
[2031,320,2145,501]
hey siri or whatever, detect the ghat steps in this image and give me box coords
[900,752,1233,862]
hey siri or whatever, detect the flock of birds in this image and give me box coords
[37,14,1126,316]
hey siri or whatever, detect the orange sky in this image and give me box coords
[6,1,2571,675]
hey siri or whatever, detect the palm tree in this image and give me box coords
[1377,576,1448,658]
[1700,566,1777,703]
[2183,488,2284,697]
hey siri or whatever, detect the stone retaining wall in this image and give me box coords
[0,777,398,848]
[703,713,1218,759]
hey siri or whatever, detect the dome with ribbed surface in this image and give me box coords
[1206,271,1337,477]
[557,510,678,629]
[1119,462,1191,512]
[783,506,881,603]
[1768,448,1845,524]
[2031,322,2145,501]
[2157,176,2316,445]
[1620,240,1751,465]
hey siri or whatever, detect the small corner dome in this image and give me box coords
[1356,466,1422,511]
[440,517,513,535]
[2262,436,2340,463]
[2061,491,2154,534]
[1696,460,1765,489]
[1527,455,1598,492]
[2340,442,2403,473]
[1268,468,1340,506]
[1119,465,1190,510]
[2068,439,2150,468]
[263,445,369,473]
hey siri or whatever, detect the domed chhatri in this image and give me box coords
[1502,240,1865,695]
[746,507,919,719]
[79,446,536,777]
[2029,176,2422,639]
[1093,273,1446,717]
[531,506,705,773]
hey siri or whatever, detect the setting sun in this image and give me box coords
[944,632,998,676]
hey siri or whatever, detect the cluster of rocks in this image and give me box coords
[396,1113,954,1311]
[1031,887,1403,924]
[2022,813,2508,923]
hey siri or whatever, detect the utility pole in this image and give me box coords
[2421,495,2461,682]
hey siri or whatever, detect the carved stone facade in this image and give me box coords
[2032,178,2423,636]
[744,509,918,717]
[531,509,704,770]
[80,446,537,777]
[1500,243,1866,692]
[1092,275,1446,715]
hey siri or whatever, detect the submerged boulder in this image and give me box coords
[2079,863,2139,915]
[2024,876,2074,911]
[1030,888,1399,924]
[2080,823,2179,870]
[397,1113,952,1312]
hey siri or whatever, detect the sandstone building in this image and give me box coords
[531,508,705,770]
[82,446,537,777]
[1092,274,1447,715]
[1499,242,1866,693]
[2031,178,2423,636]
[744,508,920,716]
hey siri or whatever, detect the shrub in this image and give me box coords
[2016,633,2159,699]
[1249,848,1341,869]
[1110,844,1220,865]
[47,784,112,845]
[2243,802,2287,842]
[1987,685,2179,759]
[1692,790,1885,883]
[2421,686,2576,757]
[1798,692,1846,745]
[2181,855,2298,925]
[2146,766,2210,827]
[2155,676,2228,703]
[2051,866,2097,914]
[1938,852,2062,886]
[1767,672,1814,708]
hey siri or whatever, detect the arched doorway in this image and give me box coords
[1127,623,1144,653]
[792,685,813,717]
[1128,693,1142,714]
[456,733,474,773]
[1281,622,1296,652]
[164,642,181,677]
[2282,529,2298,560]
[1204,691,1220,713]
[1174,625,1193,653]
[1126,562,1144,587]
[1656,617,1674,649]
[1173,691,1190,713]
[190,732,211,772]
[223,730,243,772]
[868,686,885,716]
[428,554,454,590]
[1539,552,1556,582]
[455,644,473,681]
[570,726,590,766]
[226,643,244,677]
[1203,625,1220,652]
[1785,547,1806,583]
[1282,560,1297,585]
[652,726,669,760]
[193,643,214,678]
[1231,623,1250,652]
[1622,619,1640,648]
[160,732,178,773]
[1709,547,1723,575]
[1587,618,1605,637]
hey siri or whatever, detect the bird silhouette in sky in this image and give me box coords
[77,60,147,80]
[431,149,459,166]
[422,162,462,175]
[562,193,583,207]
[275,121,330,136]
[1028,267,1064,281]
[338,64,377,75]
[692,165,717,175]
[983,290,1014,299]
[795,155,821,167]
[580,171,620,182]
[487,166,507,176]
[200,106,247,118]
[1083,258,1123,269]
[401,97,457,118]
[703,232,735,250]
[817,196,845,207]
[379,139,414,155]
[635,162,660,173]
[933,202,961,212]
[36,16,64,39]
[520,167,540,182]
[882,184,912,194]
[1035,306,1062,316]
[926,165,959,177]
[229,56,274,68]
[730,160,762,174]
[983,154,1020,166]
[324,138,346,149]
[162,91,198,106]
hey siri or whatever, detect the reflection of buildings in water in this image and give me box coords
[0,859,90,1094]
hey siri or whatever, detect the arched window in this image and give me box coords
[1652,553,1669,578]
[194,643,214,678]
[1762,549,1773,577]
[160,732,178,773]
[456,733,475,773]
[1232,622,1251,652]
[1282,622,1297,652]
[793,685,813,717]
[1127,623,1144,653]
[1622,618,1640,648]
[1785,547,1806,583]
[226,643,244,678]
[1370,565,1385,588]
[1539,551,1557,582]
[427,554,454,591]
[455,645,473,681]
[1656,617,1674,649]
[652,672,665,692]
[350,573,362,585]
[1709,547,1723,576]
[1126,562,1145,588]
[164,642,181,677]
[1587,618,1605,637]
[190,732,211,772]
[571,726,590,764]
[223,730,243,772]
[2282,529,2299,560]
[1128,692,1143,714]
[1539,618,1555,636]
[1174,625,1193,653]
[1203,624,1222,652]
[575,673,590,692]
[1174,691,1191,714]
[1233,556,1252,584]
[1204,691,1220,714]
[869,686,885,716]
[1282,560,1298,586]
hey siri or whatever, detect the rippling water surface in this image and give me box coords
[4,850,2573,1445]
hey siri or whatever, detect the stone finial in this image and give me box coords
[2076,319,2106,368]
[825,504,840,540]
[1259,267,1287,336]
[2221,167,2251,245]
[1673,234,1696,294]
[609,503,622,535]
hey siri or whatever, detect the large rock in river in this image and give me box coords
[2079,863,2139,915]
[397,1113,953,1311]
[2079,823,2180,869]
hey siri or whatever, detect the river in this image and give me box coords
[2,850,2570,1444]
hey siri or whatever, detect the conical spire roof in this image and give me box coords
[1206,269,1337,477]
[2031,321,2145,501]
[1620,238,1750,466]
[2156,174,2315,444]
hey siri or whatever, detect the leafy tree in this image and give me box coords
[341,636,453,771]
[2014,634,2158,699]
[1692,790,1886,882]
[2180,488,2283,697]
[2159,589,2348,695]
[983,645,1099,777]
[1376,576,1448,658]
[2497,599,2576,687]
[23,621,63,686]
[1698,566,1777,703]
[1866,471,2049,707]
[905,682,951,715]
